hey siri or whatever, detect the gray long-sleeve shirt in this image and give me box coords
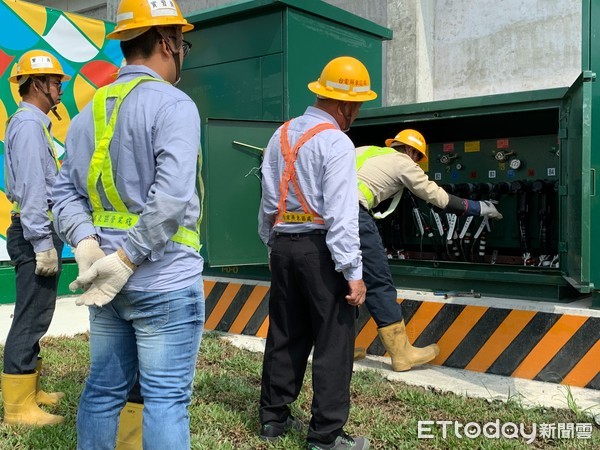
[356,146,450,210]
[52,65,203,291]
[258,106,362,280]
[4,101,57,253]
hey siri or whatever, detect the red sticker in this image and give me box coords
[497,138,509,149]
[470,171,477,179]
[443,143,454,153]
[528,169,535,177]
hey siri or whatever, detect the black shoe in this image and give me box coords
[259,415,304,441]
[307,432,370,450]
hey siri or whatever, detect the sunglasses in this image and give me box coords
[169,36,192,58]
[182,40,192,58]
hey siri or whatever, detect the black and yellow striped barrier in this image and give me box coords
[203,277,599,390]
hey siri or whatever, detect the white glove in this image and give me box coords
[70,250,134,307]
[35,248,58,276]
[480,201,503,220]
[74,238,106,291]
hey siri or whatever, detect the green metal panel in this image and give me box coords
[560,72,594,292]
[262,54,286,120]
[186,0,392,41]
[184,10,283,69]
[284,8,384,118]
[203,119,280,266]
[582,0,600,307]
[388,261,576,302]
[179,0,389,268]
[357,88,568,123]
[179,9,284,122]
[202,263,271,281]
[180,55,283,121]
[0,263,78,305]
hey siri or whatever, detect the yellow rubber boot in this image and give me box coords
[377,320,440,371]
[353,347,367,361]
[1,373,64,426]
[35,359,64,406]
[116,402,143,450]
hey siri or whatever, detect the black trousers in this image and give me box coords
[359,207,403,327]
[259,232,355,444]
[3,216,63,374]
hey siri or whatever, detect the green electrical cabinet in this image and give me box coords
[338,0,600,306]
[559,72,594,298]
[346,84,600,302]
[176,0,600,306]
[582,0,600,307]
[178,0,391,270]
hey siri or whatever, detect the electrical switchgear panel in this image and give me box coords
[377,134,560,267]
[347,94,590,300]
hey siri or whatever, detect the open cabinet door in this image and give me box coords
[559,71,595,292]
[203,118,281,266]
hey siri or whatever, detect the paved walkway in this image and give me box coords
[1,296,598,423]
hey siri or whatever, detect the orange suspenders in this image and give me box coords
[274,120,335,226]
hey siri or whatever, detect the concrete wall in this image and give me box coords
[429,0,581,101]
[30,0,582,106]
[28,0,107,20]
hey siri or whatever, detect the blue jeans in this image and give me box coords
[77,281,205,450]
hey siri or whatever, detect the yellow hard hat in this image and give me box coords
[107,0,194,41]
[308,56,377,102]
[385,129,428,163]
[9,50,71,84]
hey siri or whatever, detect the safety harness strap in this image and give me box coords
[275,120,335,225]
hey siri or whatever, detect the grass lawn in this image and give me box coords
[0,332,598,449]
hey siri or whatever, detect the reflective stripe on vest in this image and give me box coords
[356,145,402,219]
[90,76,201,251]
[6,108,59,216]
[356,145,396,209]
[356,145,397,210]
[274,120,336,226]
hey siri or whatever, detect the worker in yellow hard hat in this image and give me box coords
[258,56,375,450]
[51,0,203,448]
[7,49,70,120]
[354,129,503,371]
[1,49,70,427]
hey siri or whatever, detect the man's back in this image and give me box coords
[259,106,362,279]
[53,65,203,291]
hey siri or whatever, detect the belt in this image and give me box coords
[275,229,327,238]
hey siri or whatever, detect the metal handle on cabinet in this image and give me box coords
[232,141,264,154]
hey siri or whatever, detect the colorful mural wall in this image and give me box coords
[0,0,122,261]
